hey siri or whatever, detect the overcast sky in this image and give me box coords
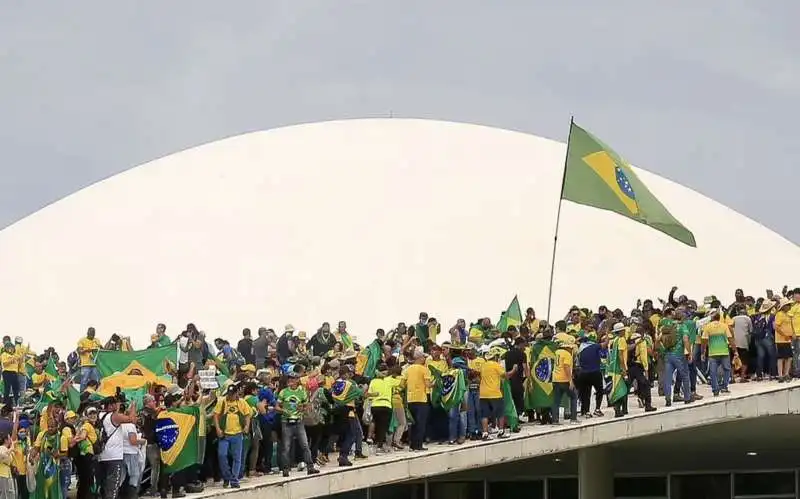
[2,2,798,243]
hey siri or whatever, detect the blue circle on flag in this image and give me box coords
[156,418,179,451]
[615,166,636,200]
[534,359,552,382]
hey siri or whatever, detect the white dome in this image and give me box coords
[2,119,798,354]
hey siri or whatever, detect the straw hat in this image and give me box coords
[759,300,776,314]
[284,324,296,333]
[778,297,793,310]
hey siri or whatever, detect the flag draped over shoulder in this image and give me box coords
[339,332,354,350]
[96,344,177,378]
[497,295,523,333]
[355,340,382,378]
[156,406,206,473]
[606,337,629,405]
[562,122,696,247]
[429,366,466,412]
[330,379,363,406]
[525,341,557,409]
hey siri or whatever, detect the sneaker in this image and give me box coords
[354,453,367,460]
[721,388,730,394]
[282,469,290,477]
[593,409,604,417]
[230,483,240,489]
[497,431,509,439]
[481,432,490,441]
[172,492,186,498]
[691,392,704,401]
[644,406,657,412]
[307,467,320,475]
[338,459,353,467]
[665,399,672,407]
[297,462,306,471]
[569,419,581,424]
[222,481,229,489]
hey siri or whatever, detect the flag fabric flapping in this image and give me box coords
[497,295,523,333]
[429,367,466,412]
[156,406,206,473]
[606,336,629,405]
[355,340,382,379]
[96,344,177,378]
[330,379,363,406]
[501,378,520,431]
[525,341,557,409]
[562,123,696,247]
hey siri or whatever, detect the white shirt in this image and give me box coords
[98,412,124,462]
[178,336,190,364]
[121,423,139,455]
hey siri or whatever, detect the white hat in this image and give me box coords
[778,297,793,310]
[612,322,626,333]
[759,300,776,314]
[284,324,295,333]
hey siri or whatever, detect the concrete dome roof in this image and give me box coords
[1,119,798,353]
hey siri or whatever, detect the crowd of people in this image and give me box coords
[0,285,798,499]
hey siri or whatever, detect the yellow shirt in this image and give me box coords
[790,303,800,337]
[82,422,97,455]
[775,310,794,344]
[0,447,11,479]
[12,440,28,474]
[404,364,432,404]
[633,340,649,370]
[390,375,404,408]
[15,345,30,372]
[78,338,103,367]
[368,377,399,409]
[553,348,573,383]
[214,398,251,435]
[60,426,74,454]
[649,313,662,330]
[479,360,505,399]
[0,352,20,373]
[468,358,485,372]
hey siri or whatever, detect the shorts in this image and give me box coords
[777,344,793,359]
[480,398,504,420]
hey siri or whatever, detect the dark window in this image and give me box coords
[329,489,368,499]
[670,474,730,499]
[370,483,425,499]
[428,481,484,499]
[548,477,578,499]
[614,476,667,497]
[488,480,543,499]
[734,471,795,497]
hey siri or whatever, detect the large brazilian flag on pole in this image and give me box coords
[562,122,696,247]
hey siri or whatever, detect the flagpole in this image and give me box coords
[545,116,574,323]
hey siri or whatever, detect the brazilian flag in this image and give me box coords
[525,340,557,409]
[330,379,363,406]
[156,406,207,473]
[606,336,629,406]
[429,367,466,412]
[96,343,177,378]
[497,295,523,333]
[562,122,696,247]
[355,340,382,379]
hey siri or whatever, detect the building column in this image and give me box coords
[578,446,613,499]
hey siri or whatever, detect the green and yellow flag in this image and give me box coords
[563,123,696,247]
[355,340,382,379]
[497,295,523,333]
[156,406,206,473]
[96,344,177,378]
[606,336,629,405]
[525,340,557,409]
[429,367,467,412]
[330,379,363,406]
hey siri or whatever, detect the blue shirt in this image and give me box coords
[258,388,278,424]
[578,342,603,373]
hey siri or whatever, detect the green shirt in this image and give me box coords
[157,334,172,347]
[704,321,730,357]
[679,321,697,346]
[278,387,307,421]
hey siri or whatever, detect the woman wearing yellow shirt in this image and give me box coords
[12,425,30,499]
[479,349,513,440]
[366,364,397,452]
[0,344,20,407]
[388,366,407,450]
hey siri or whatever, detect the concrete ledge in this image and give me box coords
[197,383,800,499]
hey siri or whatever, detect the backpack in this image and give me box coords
[302,388,326,426]
[659,322,678,350]
[93,413,119,455]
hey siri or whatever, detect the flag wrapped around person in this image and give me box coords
[429,366,466,412]
[525,340,557,409]
[501,378,520,431]
[330,379,363,406]
[355,340,382,379]
[95,343,177,378]
[156,405,206,473]
[606,336,629,406]
[497,295,523,333]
